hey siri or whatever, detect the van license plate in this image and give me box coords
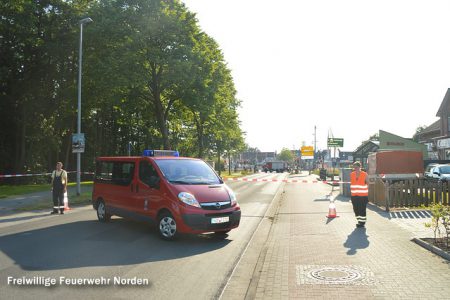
[211,216,229,224]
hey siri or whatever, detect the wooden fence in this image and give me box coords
[370,178,450,211]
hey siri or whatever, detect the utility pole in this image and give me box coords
[314,125,317,168]
[76,17,93,196]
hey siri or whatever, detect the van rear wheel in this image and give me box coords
[158,212,177,240]
[97,200,111,222]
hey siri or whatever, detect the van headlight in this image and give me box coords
[225,185,237,206]
[178,192,201,208]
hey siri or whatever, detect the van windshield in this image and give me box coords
[155,159,222,185]
[439,165,450,174]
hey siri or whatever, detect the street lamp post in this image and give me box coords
[76,17,93,196]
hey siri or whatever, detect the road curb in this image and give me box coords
[412,237,450,261]
[219,176,287,300]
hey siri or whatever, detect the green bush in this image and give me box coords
[424,203,450,248]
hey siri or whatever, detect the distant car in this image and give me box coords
[424,163,438,178]
[431,164,450,181]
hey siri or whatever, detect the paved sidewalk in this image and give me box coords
[222,173,450,299]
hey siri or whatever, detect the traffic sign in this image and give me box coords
[301,146,314,156]
[327,138,344,147]
[72,133,85,153]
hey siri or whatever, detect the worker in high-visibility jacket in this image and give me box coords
[350,161,369,228]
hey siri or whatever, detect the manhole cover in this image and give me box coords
[296,265,375,285]
[308,266,362,283]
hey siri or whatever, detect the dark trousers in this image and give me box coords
[52,189,64,213]
[351,196,368,225]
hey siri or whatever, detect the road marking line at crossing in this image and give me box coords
[222,177,349,184]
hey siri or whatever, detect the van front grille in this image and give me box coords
[200,201,231,210]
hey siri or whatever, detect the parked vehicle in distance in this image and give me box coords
[263,161,288,173]
[430,164,450,181]
[424,163,438,178]
[92,150,241,240]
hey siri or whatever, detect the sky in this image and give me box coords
[182,0,450,153]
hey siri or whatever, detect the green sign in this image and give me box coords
[327,138,344,147]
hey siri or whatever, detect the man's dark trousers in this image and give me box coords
[351,196,368,226]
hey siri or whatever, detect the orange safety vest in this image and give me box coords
[350,171,368,196]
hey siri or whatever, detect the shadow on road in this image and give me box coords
[0,213,50,223]
[325,216,339,224]
[388,210,432,219]
[343,227,369,255]
[313,197,331,202]
[288,174,310,178]
[333,194,350,202]
[0,218,231,271]
[367,203,432,220]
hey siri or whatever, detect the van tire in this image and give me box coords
[97,200,111,222]
[158,211,177,240]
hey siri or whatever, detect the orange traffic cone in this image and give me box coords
[64,191,71,211]
[327,201,337,218]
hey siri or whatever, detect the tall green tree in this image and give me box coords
[0,0,88,173]
[183,34,232,158]
[413,125,428,142]
[278,148,295,163]
[0,0,245,178]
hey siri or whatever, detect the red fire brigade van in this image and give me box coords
[92,150,241,240]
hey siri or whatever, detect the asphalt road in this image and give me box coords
[0,172,288,300]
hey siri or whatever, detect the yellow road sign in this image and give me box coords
[301,146,314,156]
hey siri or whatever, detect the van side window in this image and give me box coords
[139,161,159,188]
[96,161,113,182]
[95,161,134,186]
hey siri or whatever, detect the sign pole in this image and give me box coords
[333,146,336,182]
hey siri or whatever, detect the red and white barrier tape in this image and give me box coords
[0,171,94,178]
[0,172,346,184]
[0,172,51,178]
[222,177,349,184]
[66,171,95,175]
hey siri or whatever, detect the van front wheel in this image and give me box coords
[158,212,177,240]
[97,200,111,222]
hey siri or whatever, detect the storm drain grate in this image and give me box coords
[296,265,376,285]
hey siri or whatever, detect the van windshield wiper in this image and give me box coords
[170,180,219,185]
[169,180,192,185]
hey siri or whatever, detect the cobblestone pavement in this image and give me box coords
[222,174,450,300]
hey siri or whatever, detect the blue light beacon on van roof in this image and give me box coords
[143,150,180,157]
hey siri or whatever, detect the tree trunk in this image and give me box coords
[198,122,204,158]
[192,110,204,158]
[19,104,27,172]
[64,130,72,171]
[153,93,170,150]
[217,149,221,176]
[150,64,171,150]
